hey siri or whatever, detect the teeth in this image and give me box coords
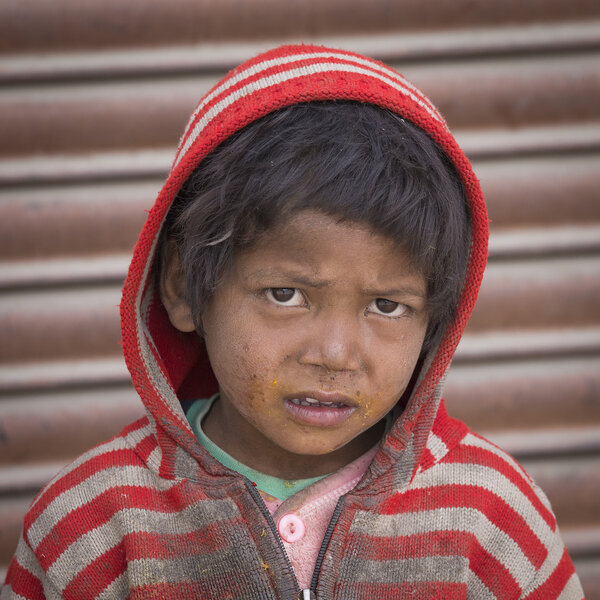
[289,397,345,408]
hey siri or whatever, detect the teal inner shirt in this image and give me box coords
[185,395,326,500]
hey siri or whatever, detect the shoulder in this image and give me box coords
[21,417,162,560]
[414,414,584,598]
[419,410,558,544]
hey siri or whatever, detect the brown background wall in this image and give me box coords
[0,1,599,595]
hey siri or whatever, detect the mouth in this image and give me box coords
[288,398,348,408]
[283,392,357,427]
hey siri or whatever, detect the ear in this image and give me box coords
[158,241,196,333]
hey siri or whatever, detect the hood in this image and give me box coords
[120,44,488,486]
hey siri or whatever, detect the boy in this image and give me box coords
[2,45,583,599]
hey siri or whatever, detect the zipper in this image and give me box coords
[244,478,301,598]
[308,495,346,594]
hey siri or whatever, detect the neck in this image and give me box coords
[202,397,383,479]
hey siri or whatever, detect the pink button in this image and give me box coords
[278,513,306,543]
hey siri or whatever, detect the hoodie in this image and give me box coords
[2,44,583,600]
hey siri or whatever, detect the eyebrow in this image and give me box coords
[245,268,330,289]
[246,269,426,298]
[362,286,427,299]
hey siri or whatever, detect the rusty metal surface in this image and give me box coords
[0,181,155,259]
[1,256,597,363]
[1,0,599,53]
[0,387,143,465]
[1,52,599,156]
[1,2,599,597]
[445,356,600,430]
[1,154,598,262]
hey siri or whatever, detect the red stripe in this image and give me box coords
[132,431,158,463]
[123,524,243,560]
[522,548,577,600]
[335,581,467,599]
[35,481,203,568]
[177,53,443,163]
[62,544,126,600]
[345,529,520,599]
[420,447,436,470]
[431,401,468,450]
[448,443,556,527]
[468,536,521,600]
[24,446,147,536]
[129,580,245,599]
[176,47,442,155]
[381,484,547,567]
[4,558,45,599]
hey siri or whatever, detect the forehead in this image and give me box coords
[234,210,426,293]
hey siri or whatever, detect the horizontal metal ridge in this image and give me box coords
[2,0,599,55]
[0,125,598,187]
[0,255,131,289]
[562,526,600,558]
[488,225,600,258]
[0,357,130,392]
[0,148,172,186]
[454,122,600,159]
[454,327,600,363]
[483,426,600,459]
[0,427,597,493]
[445,355,600,431]
[1,53,598,156]
[0,255,598,361]
[1,21,599,84]
[1,329,598,393]
[1,225,599,290]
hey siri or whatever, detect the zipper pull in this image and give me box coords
[299,590,316,600]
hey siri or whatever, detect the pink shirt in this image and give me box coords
[258,445,379,589]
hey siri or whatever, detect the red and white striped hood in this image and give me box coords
[119,44,488,483]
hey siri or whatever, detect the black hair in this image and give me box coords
[160,101,470,350]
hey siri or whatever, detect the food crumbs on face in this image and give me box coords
[261,560,270,571]
[271,379,278,386]
[283,480,296,488]
[261,528,266,537]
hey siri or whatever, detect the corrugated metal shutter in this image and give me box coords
[1,1,599,594]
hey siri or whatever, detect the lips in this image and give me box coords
[283,392,357,427]
[288,398,347,408]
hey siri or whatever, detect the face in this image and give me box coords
[165,210,429,478]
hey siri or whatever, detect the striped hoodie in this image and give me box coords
[2,44,584,599]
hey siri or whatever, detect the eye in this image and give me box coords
[265,288,305,306]
[367,298,409,318]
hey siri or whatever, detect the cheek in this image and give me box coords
[205,316,281,397]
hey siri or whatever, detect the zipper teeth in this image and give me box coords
[309,495,346,592]
[244,479,301,597]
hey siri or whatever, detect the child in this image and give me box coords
[2,45,583,599]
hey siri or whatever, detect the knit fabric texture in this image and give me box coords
[2,44,584,600]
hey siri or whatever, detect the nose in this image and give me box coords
[299,312,363,373]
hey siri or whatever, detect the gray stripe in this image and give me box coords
[28,465,179,549]
[556,573,585,600]
[175,60,443,171]
[48,500,240,589]
[350,506,535,588]
[340,555,468,583]
[127,547,275,596]
[521,533,567,597]
[174,50,442,167]
[30,422,153,510]
[9,537,63,600]
[466,573,497,600]
[462,433,529,480]
[95,573,128,600]
[413,461,554,546]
